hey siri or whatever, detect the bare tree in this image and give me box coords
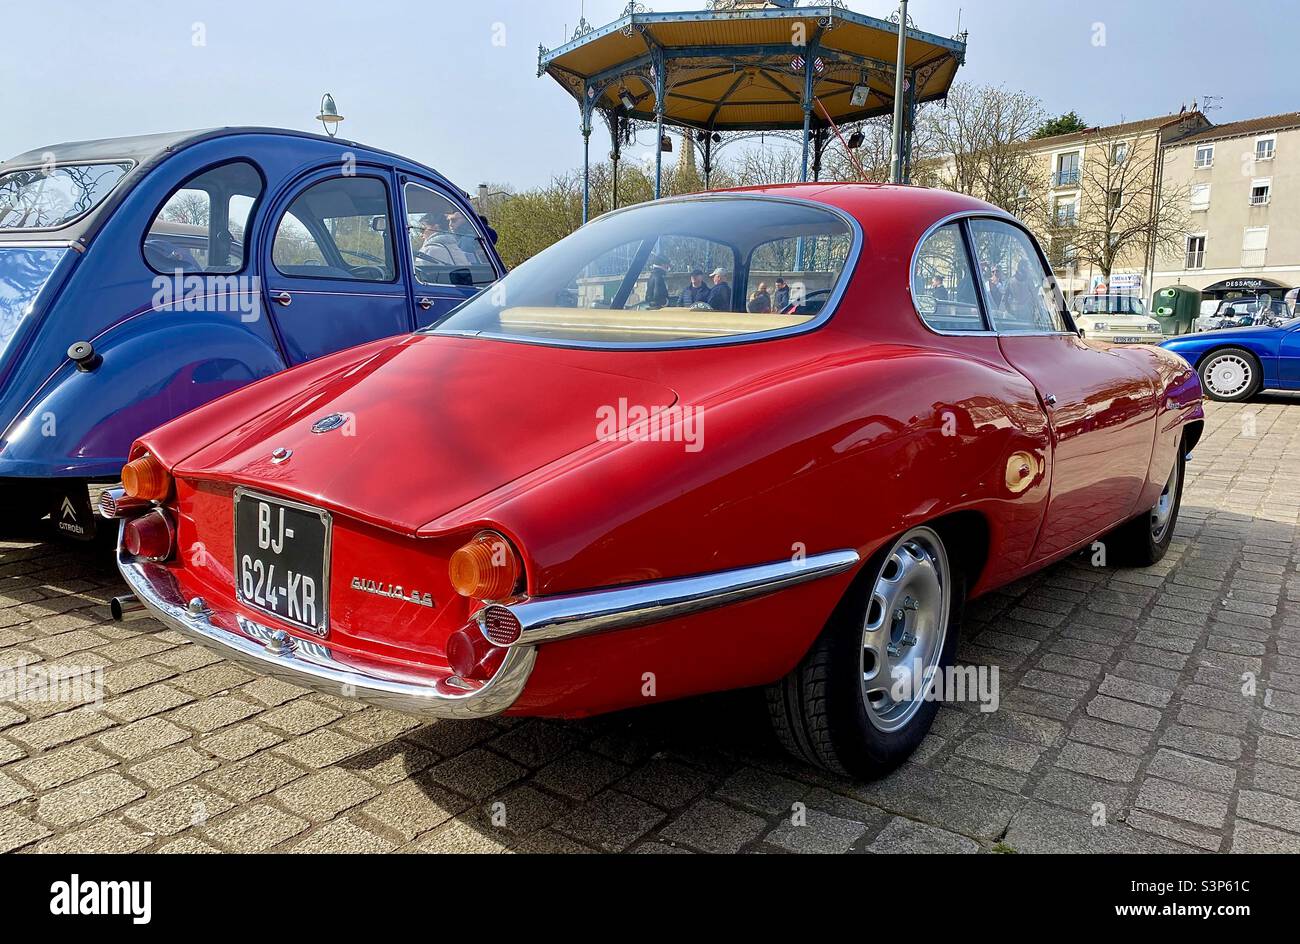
[921,83,1050,228]
[1065,126,1191,280]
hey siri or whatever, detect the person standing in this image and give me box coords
[682,268,711,306]
[748,282,772,313]
[707,267,732,311]
[773,277,791,311]
[645,255,670,308]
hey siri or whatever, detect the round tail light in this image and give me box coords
[449,532,521,601]
[122,454,172,501]
[446,626,507,681]
[479,605,523,646]
[123,509,176,562]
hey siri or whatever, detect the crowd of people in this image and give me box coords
[640,256,797,314]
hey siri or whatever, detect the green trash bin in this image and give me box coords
[1153,285,1200,336]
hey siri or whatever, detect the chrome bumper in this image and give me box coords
[116,523,859,719]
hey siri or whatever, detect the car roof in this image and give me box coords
[709,181,1005,223]
[0,127,467,248]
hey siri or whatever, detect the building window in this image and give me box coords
[1250,179,1272,206]
[1189,183,1211,210]
[1112,142,1129,165]
[1194,144,1214,168]
[1053,151,1080,187]
[1108,189,1123,210]
[1242,227,1268,267]
[1053,199,1077,227]
[1185,235,1206,270]
[1256,137,1275,161]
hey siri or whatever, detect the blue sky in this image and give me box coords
[2,0,1294,191]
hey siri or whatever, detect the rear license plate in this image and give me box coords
[234,488,331,636]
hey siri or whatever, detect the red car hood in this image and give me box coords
[173,335,678,532]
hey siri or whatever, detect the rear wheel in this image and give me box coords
[767,526,964,779]
[1198,347,1261,402]
[1104,450,1184,567]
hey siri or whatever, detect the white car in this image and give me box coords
[1071,294,1164,343]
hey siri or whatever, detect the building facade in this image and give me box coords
[1152,113,1300,310]
[1025,112,1210,298]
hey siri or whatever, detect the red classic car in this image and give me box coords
[107,185,1204,778]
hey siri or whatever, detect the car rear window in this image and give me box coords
[432,196,857,347]
[0,163,131,230]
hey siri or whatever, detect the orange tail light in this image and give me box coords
[121,453,172,501]
[449,532,522,601]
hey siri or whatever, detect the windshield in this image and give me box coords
[1,247,68,366]
[433,196,857,346]
[1073,294,1146,316]
[0,163,131,230]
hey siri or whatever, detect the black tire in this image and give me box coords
[1198,347,1262,402]
[1103,450,1184,568]
[767,526,965,779]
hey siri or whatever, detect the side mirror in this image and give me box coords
[369,215,387,233]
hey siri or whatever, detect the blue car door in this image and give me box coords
[399,176,500,326]
[261,167,413,365]
[1277,324,1300,387]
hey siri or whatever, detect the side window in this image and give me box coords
[968,219,1066,333]
[750,231,853,316]
[144,161,262,274]
[912,223,985,332]
[272,176,394,282]
[405,183,495,288]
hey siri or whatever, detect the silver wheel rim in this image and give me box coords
[1204,355,1252,398]
[860,527,950,733]
[1150,459,1180,543]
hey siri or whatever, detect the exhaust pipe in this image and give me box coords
[111,594,148,622]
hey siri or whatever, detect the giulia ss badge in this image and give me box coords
[350,576,435,608]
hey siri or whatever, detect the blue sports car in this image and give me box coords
[1160,316,1300,402]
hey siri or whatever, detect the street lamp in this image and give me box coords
[317,93,344,138]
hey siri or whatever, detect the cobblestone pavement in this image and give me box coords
[2,398,1299,854]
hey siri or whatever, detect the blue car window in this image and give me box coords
[143,161,263,275]
[404,182,495,288]
[272,176,396,283]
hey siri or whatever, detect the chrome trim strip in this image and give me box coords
[115,525,536,719]
[503,549,861,646]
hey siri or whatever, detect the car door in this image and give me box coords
[262,169,412,365]
[1273,324,1300,387]
[400,178,500,327]
[967,217,1159,561]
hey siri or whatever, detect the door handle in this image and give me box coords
[1044,394,1058,407]
[418,297,433,311]
[273,291,292,307]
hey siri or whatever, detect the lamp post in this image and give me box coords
[888,0,908,184]
[317,93,344,138]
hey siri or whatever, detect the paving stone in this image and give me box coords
[103,684,194,722]
[716,767,816,816]
[427,748,526,800]
[1158,724,1244,762]
[199,723,282,761]
[1068,717,1153,756]
[1147,748,1237,794]
[36,818,152,854]
[204,805,308,852]
[96,716,189,760]
[1134,777,1230,829]
[331,708,423,744]
[532,749,627,801]
[7,708,114,751]
[127,784,235,835]
[204,752,307,802]
[36,772,145,828]
[767,808,870,854]
[1098,674,1173,708]
[128,746,218,790]
[1054,741,1141,783]
[275,768,380,822]
[942,754,1029,794]
[1004,801,1194,854]
[618,758,713,809]
[358,777,468,841]
[1032,768,1128,816]
[956,732,1045,773]
[654,797,760,854]
[291,818,396,853]
[341,742,437,786]
[1230,819,1300,853]
[1235,789,1300,834]
[168,696,262,733]
[0,809,50,853]
[273,728,366,768]
[260,699,343,736]
[845,764,1019,840]
[156,835,222,854]
[1087,695,1161,731]
[867,816,979,853]
[11,744,117,790]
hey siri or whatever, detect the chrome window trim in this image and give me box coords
[425,192,865,352]
[908,209,1079,339]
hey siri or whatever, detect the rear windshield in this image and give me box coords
[1073,294,1146,316]
[432,196,856,346]
[0,162,131,230]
